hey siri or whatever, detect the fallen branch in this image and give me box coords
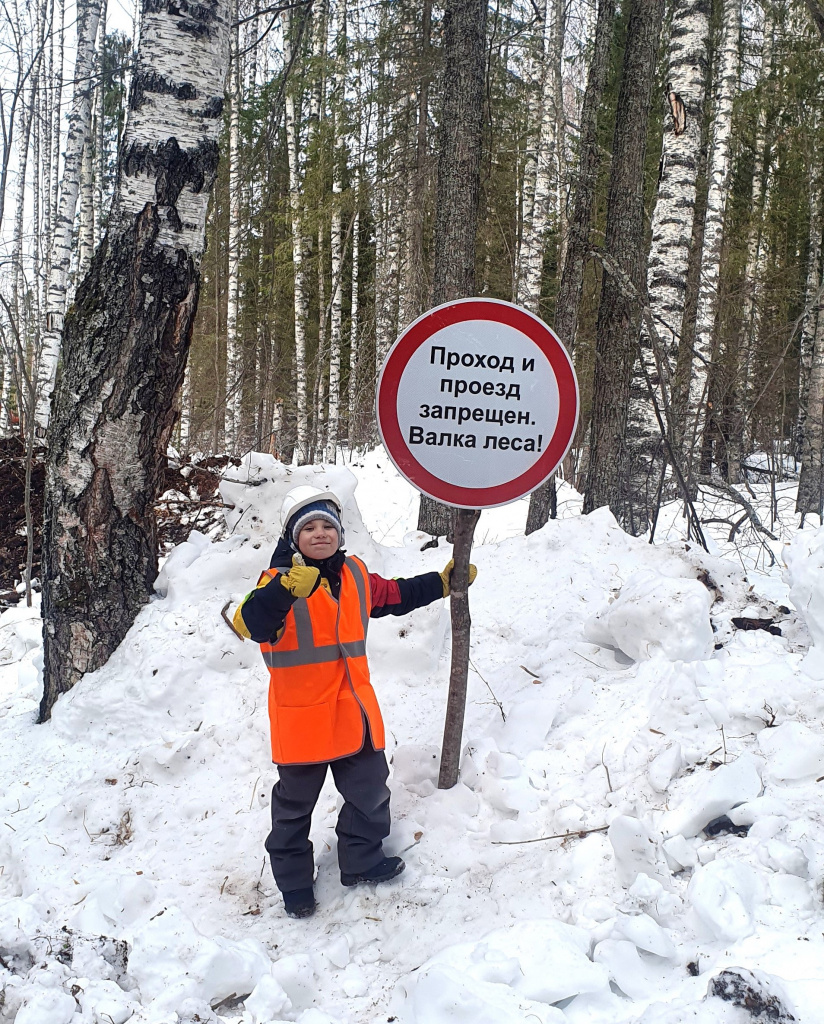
[694,476,777,567]
[492,824,609,845]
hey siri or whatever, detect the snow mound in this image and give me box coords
[659,754,763,839]
[785,526,824,677]
[392,919,609,1022]
[585,569,715,662]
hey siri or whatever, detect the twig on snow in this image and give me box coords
[492,825,609,845]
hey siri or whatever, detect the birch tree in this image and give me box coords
[325,0,347,463]
[35,0,104,430]
[638,0,710,426]
[516,0,564,315]
[284,7,310,463]
[687,0,741,453]
[224,0,242,450]
[40,0,232,718]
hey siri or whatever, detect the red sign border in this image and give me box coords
[376,298,579,509]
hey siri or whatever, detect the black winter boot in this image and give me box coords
[340,856,405,887]
[283,887,317,918]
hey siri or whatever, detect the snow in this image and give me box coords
[2,450,824,1023]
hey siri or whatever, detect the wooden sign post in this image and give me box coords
[376,298,579,787]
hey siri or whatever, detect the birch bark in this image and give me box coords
[727,7,775,478]
[637,0,710,427]
[347,203,360,441]
[796,159,822,501]
[284,10,309,463]
[224,0,242,450]
[687,0,741,451]
[94,0,108,244]
[78,141,95,278]
[796,276,824,518]
[517,0,563,314]
[40,0,231,717]
[35,0,104,430]
[325,0,346,464]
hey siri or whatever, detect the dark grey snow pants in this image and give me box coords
[265,736,391,893]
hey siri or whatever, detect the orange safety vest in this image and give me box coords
[259,555,385,765]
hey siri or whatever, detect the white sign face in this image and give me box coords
[377,299,579,509]
[396,319,559,489]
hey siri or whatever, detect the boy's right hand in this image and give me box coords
[279,558,321,598]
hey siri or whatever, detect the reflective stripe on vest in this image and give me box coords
[263,557,369,669]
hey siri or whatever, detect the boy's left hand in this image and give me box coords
[439,558,478,597]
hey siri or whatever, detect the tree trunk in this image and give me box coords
[348,202,360,443]
[797,152,822,464]
[78,141,96,279]
[224,0,242,451]
[687,0,740,457]
[526,0,616,535]
[583,0,665,527]
[40,0,231,719]
[94,0,108,245]
[727,5,774,480]
[326,0,346,464]
[516,0,562,315]
[797,280,824,518]
[35,0,104,430]
[432,0,487,790]
[284,10,309,463]
[635,0,711,436]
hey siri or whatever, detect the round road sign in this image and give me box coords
[376,298,579,509]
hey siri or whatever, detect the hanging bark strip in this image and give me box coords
[433,0,488,791]
[40,0,232,720]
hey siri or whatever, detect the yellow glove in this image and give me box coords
[279,556,321,599]
[439,558,478,597]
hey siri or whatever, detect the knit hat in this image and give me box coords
[288,500,344,550]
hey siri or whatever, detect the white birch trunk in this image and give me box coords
[78,141,95,279]
[325,0,346,464]
[687,0,741,440]
[316,227,328,456]
[41,0,231,713]
[517,0,562,314]
[35,0,103,430]
[179,362,192,451]
[224,0,242,450]
[94,0,108,244]
[347,203,360,441]
[731,6,775,473]
[11,83,34,339]
[47,0,66,293]
[0,352,13,435]
[284,12,309,463]
[553,0,567,274]
[376,111,404,363]
[638,0,710,429]
[797,276,824,517]
[797,156,822,462]
[41,4,55,313]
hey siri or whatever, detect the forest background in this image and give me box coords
[1,0,824,541]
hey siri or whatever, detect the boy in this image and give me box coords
[234,487,476,918]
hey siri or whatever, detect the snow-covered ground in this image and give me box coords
[2,450,824,1023]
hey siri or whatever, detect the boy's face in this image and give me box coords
[297,518,339,560]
